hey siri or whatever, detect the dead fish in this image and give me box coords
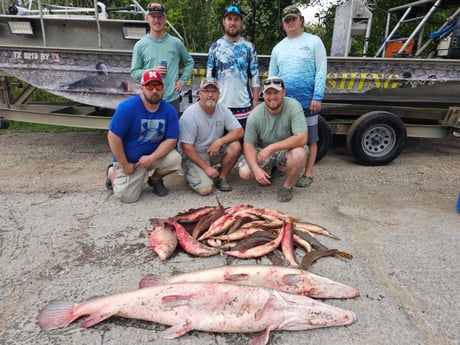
[225,215,255,234]
[174,206,215,223]
[293,234,313,253]
[192,197,225,239]
[138,264,360,299]
[224,227,284,259]
[148,220,177,261]
[197,214,236,241]
[294,229,353,261]
[170,218,219,257]
[210,226,266,242]
[230,231,277,251]
[300,249,339,270]
[280,221,299,267]
[37,282,356,344]
[294,221,340,240]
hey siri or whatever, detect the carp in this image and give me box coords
[37,282,356,344]
[138,264,360,299]
[148,220,177,261]
[170,218,219,257]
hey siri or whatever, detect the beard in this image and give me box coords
[145,94,161,105]
[225,28,240,38]
[204,99,217,108]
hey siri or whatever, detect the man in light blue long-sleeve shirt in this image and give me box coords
[269,5,327,188]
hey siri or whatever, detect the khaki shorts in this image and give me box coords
[112,149,181,203]
[182,152,224,192]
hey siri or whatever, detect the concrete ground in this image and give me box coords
[0,131,459,345]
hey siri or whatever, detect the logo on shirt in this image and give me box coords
[139,119,165,142]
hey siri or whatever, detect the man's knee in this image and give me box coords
[239,167,253,180]
[194,185,213,196]
[113,189,141,203]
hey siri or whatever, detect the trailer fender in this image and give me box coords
[316,115,332,163]
[346,111,407,165]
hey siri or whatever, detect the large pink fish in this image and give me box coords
[148,220,177,261]
[139,264,360,299]
[37,282,356,344]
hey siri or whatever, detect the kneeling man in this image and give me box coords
[239,77,307,202]
[179,77,244,195]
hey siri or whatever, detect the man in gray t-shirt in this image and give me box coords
[239,77,308,202]
[179,77,244,195]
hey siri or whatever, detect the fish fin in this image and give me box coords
[138,274,164,288]
[248,328,271,345]
[161,294,192,308]
[223,273,250,282]
[81,310,116,328]
[254,294,276,322]
[159,323,192,339]
[281,273,303,286]
[37,301,76,329]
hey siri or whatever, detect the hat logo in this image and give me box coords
[148,71,158,79]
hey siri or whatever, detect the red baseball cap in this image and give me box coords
[141,69,163,85]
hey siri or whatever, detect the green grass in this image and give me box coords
[3,121,104,133]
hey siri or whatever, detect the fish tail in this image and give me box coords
[37,301,77,329]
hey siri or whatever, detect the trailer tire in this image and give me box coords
[316,115,332,163]
[0,118,10,129]
[346,111,406,165]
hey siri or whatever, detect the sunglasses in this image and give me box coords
[144,83,163,91]
[263,78,284,86]
[225,5,241,16]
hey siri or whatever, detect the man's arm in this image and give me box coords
[107,130,135,175]
[259,131,307,162]
[207,127,244,156]
[136,138,178,169]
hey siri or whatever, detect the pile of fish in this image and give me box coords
[149,198,352,270]
[37,200,360,344]
[37,265,359,344]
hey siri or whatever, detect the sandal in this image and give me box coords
[277,187,293,202]
[296,174,313,187]
[105,164,113,190]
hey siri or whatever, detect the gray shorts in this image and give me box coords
[182,152,225,192]
[112,149,181,203]
[238,146,309,173]
[304,113,319,144]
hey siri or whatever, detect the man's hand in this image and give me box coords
[207,139,223,156]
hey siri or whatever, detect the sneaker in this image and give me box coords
[148,177,169,197]
[277,187,293,202]
[296,174,313,188]
[215,178,232,192]
[105,164,113,191]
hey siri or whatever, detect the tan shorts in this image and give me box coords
[182,152,224,192]
[112,149,181,203]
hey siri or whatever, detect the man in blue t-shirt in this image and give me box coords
[106,69,181,203]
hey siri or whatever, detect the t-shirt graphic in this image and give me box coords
[139,119,165,142]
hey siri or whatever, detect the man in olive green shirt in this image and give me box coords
[239,77,308,202]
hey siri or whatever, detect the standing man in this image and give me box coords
[239,77,308,203]
[106,69,182,203]
[179,77,244,196]
[207,4,260,128]
[131,2,194,115]
[269,5,327,187]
